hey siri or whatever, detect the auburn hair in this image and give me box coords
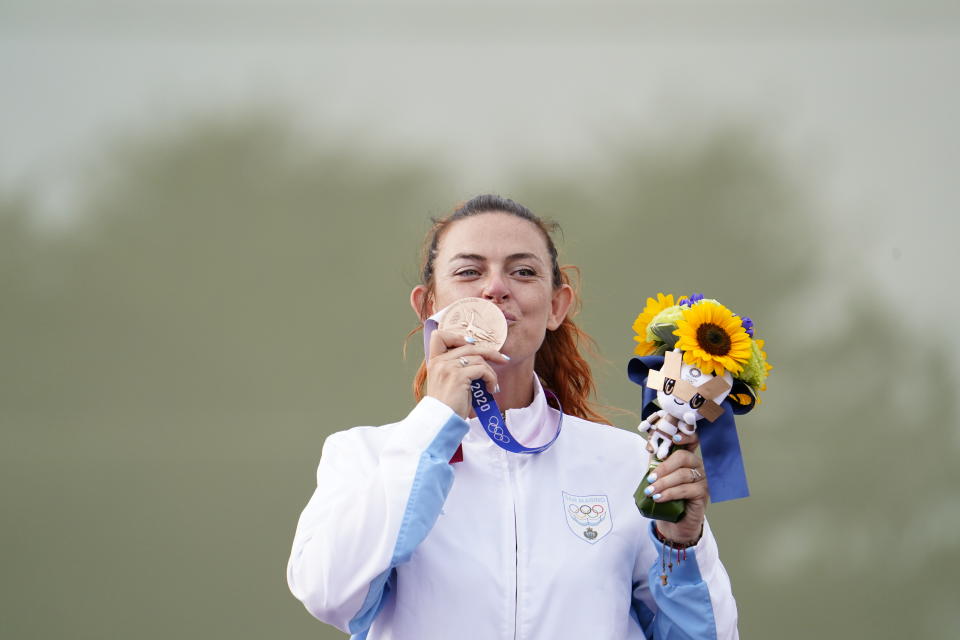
[410,194,607,424]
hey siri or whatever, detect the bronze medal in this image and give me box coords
[438,297,508,351]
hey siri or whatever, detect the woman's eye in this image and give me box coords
[513,267,537,277]
[455,269,481,277]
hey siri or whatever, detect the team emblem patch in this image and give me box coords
[562,492,612,544]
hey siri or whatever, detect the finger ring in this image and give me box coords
[690,468,703,482]
[458,357,470,367]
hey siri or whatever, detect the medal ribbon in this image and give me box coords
[425,315,562,455]
[468,379,562,454]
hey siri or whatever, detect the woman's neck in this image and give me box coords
[487,359,536,411]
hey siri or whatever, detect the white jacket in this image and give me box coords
[287,378,738,639]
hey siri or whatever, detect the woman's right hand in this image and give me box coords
[426,330,508,418]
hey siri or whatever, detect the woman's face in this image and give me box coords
[413,212,573,365]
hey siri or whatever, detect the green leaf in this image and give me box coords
[650,323,679,349]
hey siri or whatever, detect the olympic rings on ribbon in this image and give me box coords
[486,421,511,444]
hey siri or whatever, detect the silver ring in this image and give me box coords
[690,468,703,482]
[458,357,470,367]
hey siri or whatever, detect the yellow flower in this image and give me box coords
[756,338,773,390]
[739,338,771,390]
[632,293,676,356]
[738,337,773,403]
[755,338,773,404]
[674,300,752,376]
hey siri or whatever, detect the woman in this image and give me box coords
[286,195,738,639]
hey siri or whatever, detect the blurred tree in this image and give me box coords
[1,113,956,639]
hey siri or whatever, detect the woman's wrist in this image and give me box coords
[653,522,703,549]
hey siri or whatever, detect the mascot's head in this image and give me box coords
[652,349,734,424]
[628,352,755,424]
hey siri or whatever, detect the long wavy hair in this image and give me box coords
[410,194,607,424]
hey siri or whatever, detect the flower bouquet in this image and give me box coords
[628,293,771,522]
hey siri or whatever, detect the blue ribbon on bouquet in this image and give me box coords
[424,316,562,454]
[628,355,752,503]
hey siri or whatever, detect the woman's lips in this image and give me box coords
[501,311,518,323]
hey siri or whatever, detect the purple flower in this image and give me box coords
[740,316,754,337]
[679,293,705,308]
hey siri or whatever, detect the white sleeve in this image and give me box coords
[286,397,468,634]
[632,519,739,640]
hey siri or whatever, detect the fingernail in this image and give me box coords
[494,384,501,393]
[673,434,682,443]
[647,473,657,483]
[652,493,662,501]
[500,353,511,361]
[464,336,476,344]
[644,485,655,496]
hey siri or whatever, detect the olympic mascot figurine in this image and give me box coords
[628,293,771,522]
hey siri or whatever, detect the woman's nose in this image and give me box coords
[481,273,510,301]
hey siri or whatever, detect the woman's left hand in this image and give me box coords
[647,432,708,545]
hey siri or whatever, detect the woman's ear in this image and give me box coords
[410,285,431,321]
[547,284,575,330]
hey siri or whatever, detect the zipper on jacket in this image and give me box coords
[513,505,519,640]
[507,452,520,640]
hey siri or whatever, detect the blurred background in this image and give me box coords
[2,1,959,638]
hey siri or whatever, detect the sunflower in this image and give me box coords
[632,293,676,356]
[673,300,752,376]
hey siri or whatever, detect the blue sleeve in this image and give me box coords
[633,521,739,640]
